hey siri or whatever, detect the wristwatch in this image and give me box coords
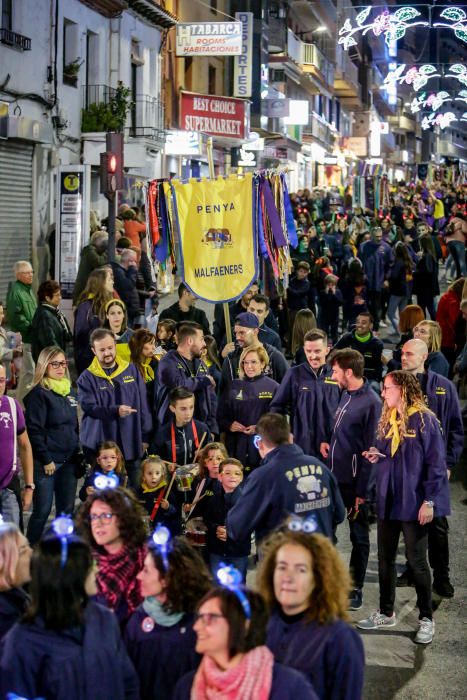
[24,483,35,491]
[423,500,434,508]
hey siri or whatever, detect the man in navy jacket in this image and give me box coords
[156,322,218,434]
[270,329,340,457]
[227,413,345,545]
[321,348,382,611]
[401,338,462,597]
[77,328,152,489]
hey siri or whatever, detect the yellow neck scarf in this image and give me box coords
[141,358,155,383]
[386,407,419,456]
[142,481,167,493]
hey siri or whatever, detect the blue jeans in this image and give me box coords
[0,487,20,526]
[209,553,249,583]
[387,295,408,334]
[447,240,467,278]
[27,462,77,545]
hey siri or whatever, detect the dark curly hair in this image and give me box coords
[148,537,212,614]
[76,487,147,551]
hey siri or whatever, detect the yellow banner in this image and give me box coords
[166,173,257,302]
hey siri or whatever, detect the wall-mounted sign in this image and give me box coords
[165,130,202,155]
[238,147,256,167]
[283,100,309,126]
[267,99,290,118]
[234,12,253,97]
[176,22,242,56]
[346,136,368,157]
[180,92,249,140]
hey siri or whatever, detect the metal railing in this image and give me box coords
[127,94,165,140]
[287,28,302,64]
[0,28,31,50]
[335,45,359,94]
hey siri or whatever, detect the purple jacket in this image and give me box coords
[266,610,365,700]
[328,380,382,496]
[270,364,340,456]
[156,350,218,433]
[359,239,392,290]
[78,357,152,460]
[174,661,319,700]
[375,411,450,520]
[418,371,463,470]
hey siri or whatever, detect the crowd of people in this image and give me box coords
[0,183,466,699]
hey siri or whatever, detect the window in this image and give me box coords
[1,0,12,30]
[210,0,217,12]
[63,19,79,86]
[209,65,216,95]
[185,57,193,91]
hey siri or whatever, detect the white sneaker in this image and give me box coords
[379,321,388,328]
[415,617,435,644]
[357,610,396,630]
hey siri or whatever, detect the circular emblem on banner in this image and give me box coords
[63,174,79,191]
[141,616,155,633]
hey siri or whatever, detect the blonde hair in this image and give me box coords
[238,343,269,379]
[257,530,351,624]
[377,370,433,442]
[415,320,442,353]
[140,456,167,487]
[0,522,20,590]
[31,346,70,389]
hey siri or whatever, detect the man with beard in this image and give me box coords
[78,328,152,489]
[218,312,288,394]
[156,322,218,435]
[159,283,210,335]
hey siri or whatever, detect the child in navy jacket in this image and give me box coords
[201,458,251,582]
[79,441,126,501]
[137,456,179,532]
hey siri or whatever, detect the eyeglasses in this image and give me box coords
[89,512,115,522]
[49,360,68,369]
[381,385,398,393]
[194,612,225,626]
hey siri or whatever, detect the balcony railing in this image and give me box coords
[287,29,302,64]
[304,113,334,148]
[302,43,335,87]
[127,95,165,141]
[0,28,31,50]
[335,45,360,96]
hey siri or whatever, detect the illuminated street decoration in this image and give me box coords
[446,64,467,87]
[421,111,458,130]
[338,7,429,49]
[433,7,467,43]
[410,90,467,114]
[383,64,440,91]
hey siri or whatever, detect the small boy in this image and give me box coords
[202,458,251,582]
[151,387,210,466]
[318,273,343,344]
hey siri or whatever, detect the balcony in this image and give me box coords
[334,45,360,103]
[287,28,302,65]
[0,28,31,50]
[303,112,335,150]
[388,114,417,132]
[268,16,287,54]
[301,43,334,89]
[127,95,165,141]
[78,0,128,17]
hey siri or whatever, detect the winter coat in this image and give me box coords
[436,290,462,349]
[6,280,37,343]
[202,485,251,557]
[0,587,30,641]
[413,253,439,298]
[270,364,340,457]
[73,299,101,376]
[219,343,288,395]
[388,260,410,297]
[359,239,392,290]
[73,244,107,304]
[24,384,79,465]
[151,418,210,466]
[111,262,140,324]
[425,351,449,377]
[31,303,72,362]
[159,302,210,335]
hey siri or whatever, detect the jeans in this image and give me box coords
[447,240,467,278]
[339,485,370,590]
[27,462,77,545]
[378,518,432,620]
[209,553,249,583]
[387,295,408,334]
[0,487,20,526]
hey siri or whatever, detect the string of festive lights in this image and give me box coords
[421,111,467,131]
[339,6,467,51]
[383,64,467,91]
[410,90,467,114]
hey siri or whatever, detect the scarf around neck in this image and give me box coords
[191,645,274,700]
[44,377,71,396]
[386,407,419,456]
[142,596,184,627]
[94,544,145,617]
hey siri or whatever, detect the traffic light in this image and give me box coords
[100,151,118,198]
[106,132,124,189]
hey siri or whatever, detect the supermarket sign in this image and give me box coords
[180,92,249,140]
[176,22,242,56]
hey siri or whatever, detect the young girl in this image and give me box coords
[137,456,178,532]
[156,319,177,352]
[104,299,134,363]
[184,442,227,519]
[200,335,222,389]
[79,441,126,501]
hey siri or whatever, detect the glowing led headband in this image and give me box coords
[217,565,251,619]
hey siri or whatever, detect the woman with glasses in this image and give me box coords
[124,534,211,700]
[413,320,449,377]
[0,520,32,640]
[0,519,139,699]
[217,344,278,476]
[77,487,147,626]
[24,346,81,544]
[358,371,450,645]
[257,527,364,700]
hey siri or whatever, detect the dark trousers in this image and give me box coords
[403,516,451,584]
[378,518,432,620]
[339,485,370,590]
[367,291,382,330]
[27,462,77,545]
[417,294,437,321]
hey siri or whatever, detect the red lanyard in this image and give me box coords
[171,420,199,464]
[150,488,166,522]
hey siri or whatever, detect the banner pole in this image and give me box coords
[207,137,233,345]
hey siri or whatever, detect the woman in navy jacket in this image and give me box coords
[359,370,450,645]
[124,534,211,700]
[174,585,318,699]
[257,527,364,700]
[0,521,32,641]
[24,346,80,544]
[0,522,139,699]
[217,344,278,474]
